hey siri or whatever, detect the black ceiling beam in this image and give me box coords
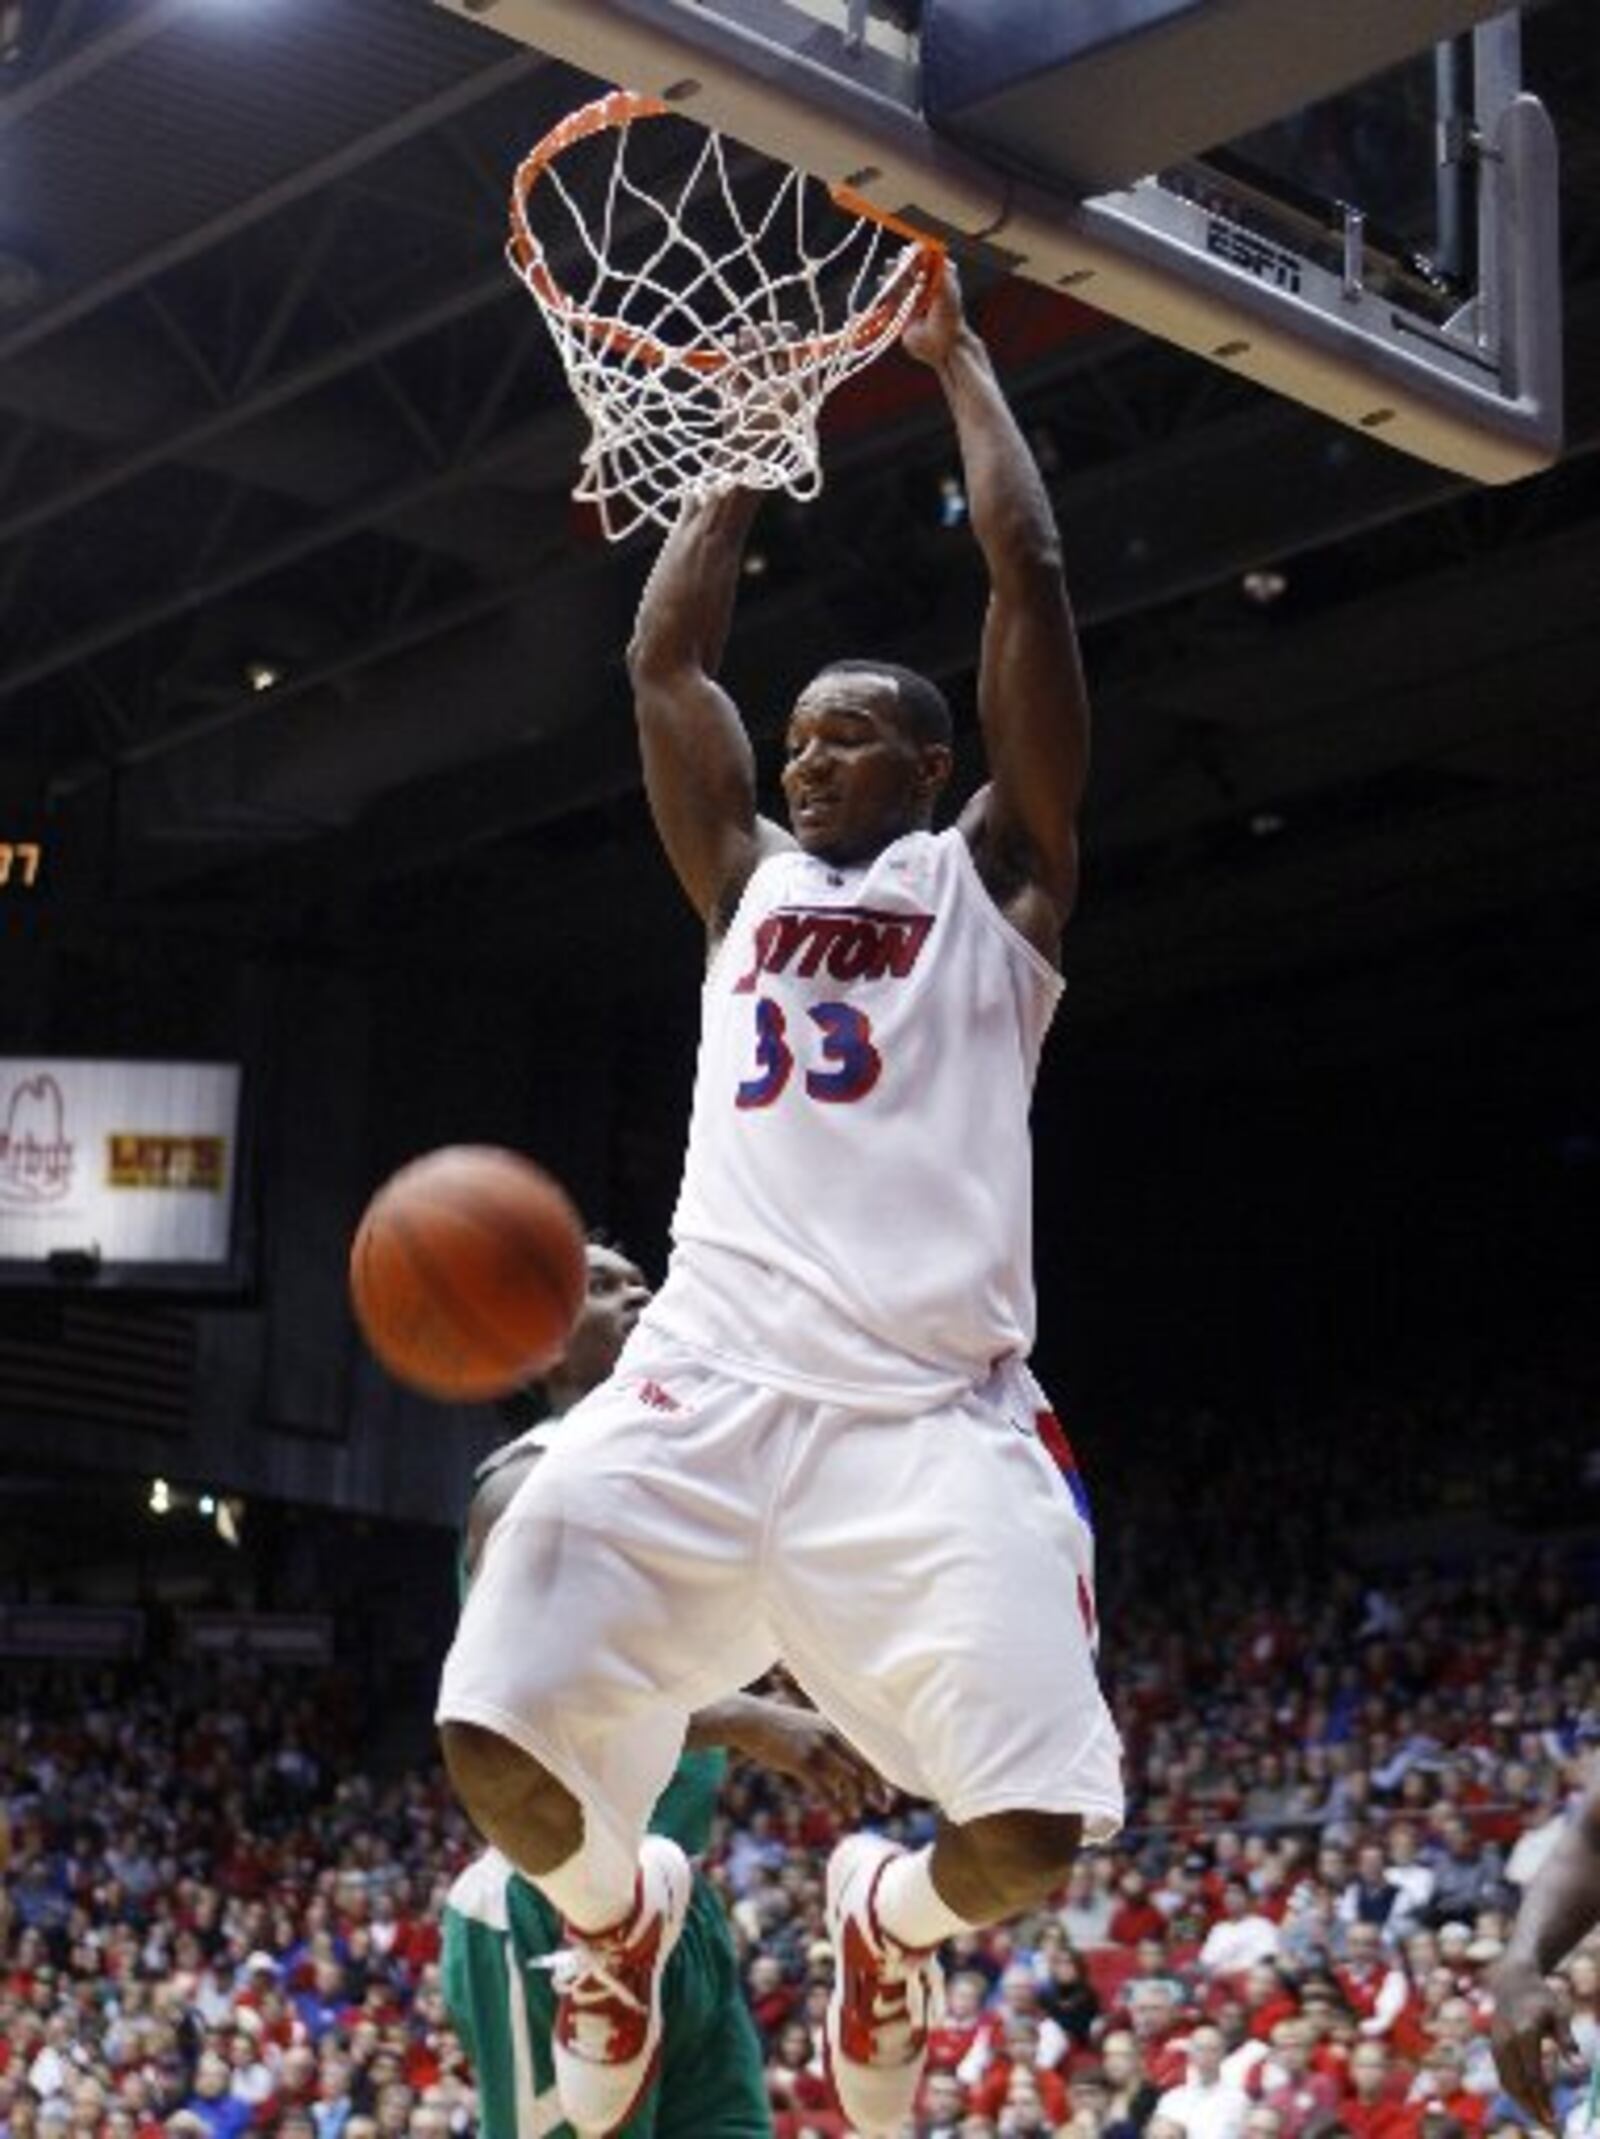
[0,0,188,128]
[0,43,548,371]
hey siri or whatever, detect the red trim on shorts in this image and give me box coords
[1035,1409,1079,1477]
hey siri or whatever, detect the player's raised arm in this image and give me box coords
[904,260,1091,950]
[627,487,793,934]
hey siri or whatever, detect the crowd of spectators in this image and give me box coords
[719,1539,1599,2139]
[1,1666,475,2139]
[2,1415,1597,2139]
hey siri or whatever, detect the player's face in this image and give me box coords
[781,671,947,864]
[560,1244,651,1396]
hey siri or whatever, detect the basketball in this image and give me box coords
[349,1146,587,1402]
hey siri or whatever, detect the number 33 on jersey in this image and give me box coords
[731,896,935,1109]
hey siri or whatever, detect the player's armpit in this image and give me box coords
[958,784,1075,961]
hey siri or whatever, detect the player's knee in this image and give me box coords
[438,1720,581,1871]
[438,1716,538,1816]
[961,1808,1082,1913]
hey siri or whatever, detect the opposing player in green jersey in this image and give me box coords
[442,1239,886,2139]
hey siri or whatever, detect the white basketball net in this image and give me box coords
[509,97,941,541]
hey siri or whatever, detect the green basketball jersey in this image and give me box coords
[644,1745,723,1858]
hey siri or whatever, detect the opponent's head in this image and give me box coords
[782,660,952,864]
[546,1238,650,1410]
[460,1239,651,1582]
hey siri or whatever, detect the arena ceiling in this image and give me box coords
[4,0,1600,1078]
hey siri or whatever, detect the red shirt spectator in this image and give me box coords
[1111,1871,1170,1947]
[1405,2047,1488,2134]
[767,2018,835,2121]
[1337,1923,1411,2039]
[1260,2019,1342,2139]
[925,1968,988,2072]
[745,1953,798,2043]
[968,2020,1070,2124]
[1240,1961,1300,2045]
[1341,2039,1414,2139]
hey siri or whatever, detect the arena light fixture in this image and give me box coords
[937,473,968,527]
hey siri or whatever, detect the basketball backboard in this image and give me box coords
[432,0,1561,484]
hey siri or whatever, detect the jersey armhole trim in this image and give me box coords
[704,844,794,992]
[945,827,1067,1001]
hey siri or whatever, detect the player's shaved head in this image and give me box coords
[814,659,952,748]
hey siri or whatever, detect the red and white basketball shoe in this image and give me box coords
[549,1835,691,2136]
[824,1833,945,2138]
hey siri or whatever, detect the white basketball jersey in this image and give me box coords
[641,827,1063,1405]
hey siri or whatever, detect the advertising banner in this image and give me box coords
[0,1058,241,1266]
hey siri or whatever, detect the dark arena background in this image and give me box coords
[2,4,1598,2137]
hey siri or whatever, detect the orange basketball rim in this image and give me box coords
[506,88,945,375]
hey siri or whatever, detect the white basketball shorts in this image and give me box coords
[437,1333,1124,1895]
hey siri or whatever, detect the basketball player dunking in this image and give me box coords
[438,258,1123,2137]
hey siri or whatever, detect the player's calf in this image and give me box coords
[932,1805,1084,1922]
[438,1720,583,1874]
